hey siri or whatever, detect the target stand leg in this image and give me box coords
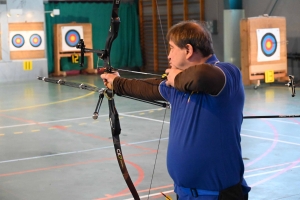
[254,80,260,89]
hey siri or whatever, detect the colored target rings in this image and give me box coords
[261,33,277,57]
[30,34,42,47]
[65,29,81,47]
[12,34,25,48]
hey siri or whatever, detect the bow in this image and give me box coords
[40,3,169,197]
[95,1,140,199]
[77,1,141,199]
[75,1,170,198]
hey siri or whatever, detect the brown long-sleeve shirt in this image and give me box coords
[113,63,225,102]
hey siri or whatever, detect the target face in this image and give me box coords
[65,29,81,47]
[261,33,277,57]
[30,34,42,47]
[61,26,83,52]
[9,31,45,51]
[256,28,280,62]
[12,34,25,48]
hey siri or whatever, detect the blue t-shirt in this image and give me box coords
[159,55,249,195]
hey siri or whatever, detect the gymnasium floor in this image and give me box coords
[0,73,300,200]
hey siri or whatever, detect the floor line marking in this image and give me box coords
[242,128,300,139]
[0,151,154,178]
[0,108,167,129]
[0,91,95,112]
[120,114,170,124]
[97,185,174,200]
[250,158,300,187]
[245,165,300,178]
[245,161,294,173]
[0,137,169,164]
[265,119,300,125]
[124,190,174,200]
[242,134,300,146]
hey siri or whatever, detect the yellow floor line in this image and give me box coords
[0,91,95,112]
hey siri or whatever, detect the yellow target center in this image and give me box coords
[266,41,272,49]
[33,38,38,43]
[16,38,21,44]
[70,35,76,42]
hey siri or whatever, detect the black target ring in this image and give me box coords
[12,34,25,48]
[261,33,277,57]
[29,34,42,47]
[65,29,80,47]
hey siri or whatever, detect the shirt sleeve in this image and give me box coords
[174,63,225,95]
[112,77,166,101]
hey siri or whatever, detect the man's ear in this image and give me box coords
[185,44,193,59]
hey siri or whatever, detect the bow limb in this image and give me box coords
[100,0,121,73]
[105,90,140,199]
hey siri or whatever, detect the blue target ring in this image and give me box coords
[65,30,80,47]
[12,34,25,48]
[29,34,42,47]
[261,33,277,57]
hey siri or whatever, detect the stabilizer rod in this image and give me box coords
[37,77,169,108]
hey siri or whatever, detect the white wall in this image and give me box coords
[0,0,48,83]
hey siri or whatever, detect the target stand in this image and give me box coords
[240,16,287,86]
[53,23,96,76]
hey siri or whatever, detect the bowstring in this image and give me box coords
[147,0,169,199]
[156,0,169,56]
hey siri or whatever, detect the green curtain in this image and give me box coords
[44,1,143,73]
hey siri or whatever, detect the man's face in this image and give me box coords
[167,40,188,70]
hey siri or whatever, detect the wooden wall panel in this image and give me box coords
[139,0,205,73]
[9,22,45,60]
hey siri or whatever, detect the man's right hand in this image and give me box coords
[165,67,182,87]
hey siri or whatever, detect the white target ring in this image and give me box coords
[257,28,280,62]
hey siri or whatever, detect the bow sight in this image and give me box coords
[285,75,297,97]
[75,8,120,73]
[75,39,109,68]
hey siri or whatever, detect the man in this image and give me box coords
[101,20,250,200]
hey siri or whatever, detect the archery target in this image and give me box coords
[257,28,280,62]
[30,34,42,47]
[65,30,80,47]
[12,34,25,48]
[261,33,277,56]
[9,31,45,51]
[61,26,83,51]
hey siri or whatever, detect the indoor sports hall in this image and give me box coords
[1,0,300,199]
